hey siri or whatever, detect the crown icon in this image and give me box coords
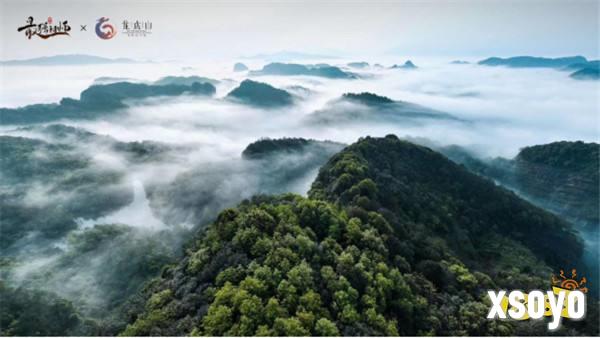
[552,269,588,293]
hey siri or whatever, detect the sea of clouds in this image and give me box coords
[0,58,597,318]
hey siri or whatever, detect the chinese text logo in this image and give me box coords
[17,16,71,39]
[122,20,152,37]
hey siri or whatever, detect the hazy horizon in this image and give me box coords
[1,0,598,62]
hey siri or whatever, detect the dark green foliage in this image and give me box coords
[0,284,85,336]
[122,136,596,336]
[441,141,599,231]
[0,129,191,335]
[78,82,216,107]
[0,136,132,249]
[226,80,293,108]
[439,141,599,298]
[242,138,311,159]
[242,137,343,160]
[0,136,89,184]
[122,195,414,336]
[438,144,516,184]
[46,224,178,316]
[310,135,583,270]
[0,130,186,333]
[515,141,599,229]
[0,81,216,124]
[0,223,182,335]
[518,141,600,172]
[342,92,394,105]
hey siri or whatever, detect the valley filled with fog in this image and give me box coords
[0,57,598,334]
[2,59,597,155]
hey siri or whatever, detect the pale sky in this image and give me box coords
[1,0,598,62]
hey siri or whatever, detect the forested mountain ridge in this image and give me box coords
[305,92,461,126]
[440,141,599,232]
[0,134,344,336]
[514,141,599,229]
[0,81,216,125]
[478,55,588,68]
[0,135,132,250]
[226,80,294,108]
[122,135,595,336]
[309,135,583,270]
[242,138,344,160]
[249,63,356,79]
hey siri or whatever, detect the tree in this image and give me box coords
[273,317,310,336]
[202,305,233,335]
[315,318,340,336]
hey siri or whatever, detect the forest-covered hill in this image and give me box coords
[121,136,595,336]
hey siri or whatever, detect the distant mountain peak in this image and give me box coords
[0,54,141,66]
[249,62,357,79]
[342,92,394,105]
[347,61,370,69]
[226,79,293,108]
[478,55,587,68]
[390,60,417,69]
[233,62,249,72]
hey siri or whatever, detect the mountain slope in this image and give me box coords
[305,92,461,126]
[145,137,343,227]
[0,81,216,125]
[478,56,587,68]
[570,67,600,80]
[0,135,132,249]
[226,80,293,108]
[249,63,356,79]
[154,76,220,86]
[122,136,593,336]
[439,141,599,232]
[514,141,599,229]
[309,135,582,271]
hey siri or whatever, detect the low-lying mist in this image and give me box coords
[0,58,597,331]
